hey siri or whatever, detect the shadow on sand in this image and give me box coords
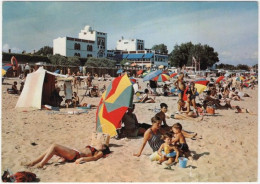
[191,151,210,160]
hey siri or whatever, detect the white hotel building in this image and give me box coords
[53,25,107,58]
[110,37,169,67]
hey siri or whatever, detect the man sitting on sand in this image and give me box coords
[7,81,19,94]
[139,89,155,103]
[120,104,151,138]
[155,103,170,130]
[229,88,241,101]
[203,90,232,110]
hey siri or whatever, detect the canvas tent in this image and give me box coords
[15,67,56,109]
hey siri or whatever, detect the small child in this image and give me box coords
[171,123,192,160]
[157,134,179,165]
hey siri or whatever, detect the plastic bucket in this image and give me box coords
[178,157,188,168]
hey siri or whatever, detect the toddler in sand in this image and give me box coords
[171,123,193,160]
[158,134,179,165]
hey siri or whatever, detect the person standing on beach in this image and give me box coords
[174,72,186,100]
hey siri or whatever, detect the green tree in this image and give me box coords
[169,42,219,69]
[169,42,193,67]
[84,57,116,68]
[236,64,250,71]
[120,59,129,66]
[67,56,81,66]
[151,44,168,54]
[35,46,53,56]
[216,63,236,70]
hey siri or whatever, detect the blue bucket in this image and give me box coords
[178,157,188,168]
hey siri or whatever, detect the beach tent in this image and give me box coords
[15,67,56,109]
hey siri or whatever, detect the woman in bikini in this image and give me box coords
[25,143,110,168]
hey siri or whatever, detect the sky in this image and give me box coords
[2,1,258,66]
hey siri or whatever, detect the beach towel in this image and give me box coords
[2,170,37,182]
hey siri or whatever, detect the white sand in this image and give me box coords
[1,76,258,182]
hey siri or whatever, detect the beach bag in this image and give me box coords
[91,132,110,147]
[206,106,215,115]
[2,170,37,182]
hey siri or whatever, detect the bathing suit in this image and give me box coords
[178,143,189,153]
[67,150,81,162]
[148,129,164,152]
[86,145,97,156]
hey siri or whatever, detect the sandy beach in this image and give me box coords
[1,76,258,182]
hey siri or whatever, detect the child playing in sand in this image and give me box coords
[157,134,179,165]
[171,123,192,160]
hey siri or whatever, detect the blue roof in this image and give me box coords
[156,55,168,58]
[122,54,128,59]
[143,53,154,59]
[127,54,144,59]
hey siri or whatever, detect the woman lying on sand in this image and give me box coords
[25,143,110,168]
[234,106,256,115]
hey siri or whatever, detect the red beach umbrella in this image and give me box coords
[216,76,225,83]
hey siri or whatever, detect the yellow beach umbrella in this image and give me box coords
[2,69,7,76]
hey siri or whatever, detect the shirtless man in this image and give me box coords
[156,103,170,130]
[174,72,186,100]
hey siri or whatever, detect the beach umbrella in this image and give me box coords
[194,79,209,94]
[136,70,144,75]
[236,76,245,81]
[194,78,209,86]
[143,70,162,82]
[2,69,7,76]
[116,69,123,74]
[170,72,178,78]
[129,77,137,84]
[153,73,170,82]
[216,76,225,83]
[96,74,133,137]
[142,70,151,77]
[54,69,60,74]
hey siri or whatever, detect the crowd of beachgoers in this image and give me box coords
[1,67,258,182]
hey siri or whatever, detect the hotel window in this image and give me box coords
[74,43,80,50]
[87,45,93,51]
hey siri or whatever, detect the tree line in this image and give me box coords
[8,44,255,71]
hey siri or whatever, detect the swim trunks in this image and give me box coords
[178,143,189,153]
